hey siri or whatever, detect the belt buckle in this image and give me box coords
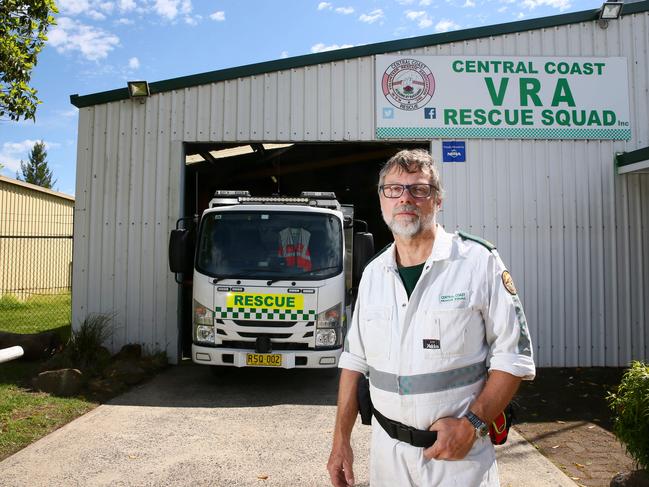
[395,424,415,445]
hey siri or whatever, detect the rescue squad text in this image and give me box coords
[444,60,618,128]
[226,293,303,310]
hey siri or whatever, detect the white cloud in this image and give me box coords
[128,56,140,69]
[49,17,120,61]
[184,14,200,25]
[522,0,570,11]
[210,10,225,21]
[335,6,354,14]
[115,17,134,24]
[497,6,507,12]
[154,0,192,20]
[517,11,526,18]
[318,2,332,10]
[99,2,114,13]
[463,0,476,6]
[419,0,432,5]
[396,0,415,4]
[87,10,106,20]
[118,0,136,11]
[58,0,90,15]
[405,10,433,28]
[435,18,461,32]
[280,50,289,58]
[359,9,384,23]
[311,42,354,53]
[0,140,59,173]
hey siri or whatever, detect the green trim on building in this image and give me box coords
[615,146,649,168]
[70,2,649,109]
[376,127,632,140]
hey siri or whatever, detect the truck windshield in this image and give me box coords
[196,211,343,281]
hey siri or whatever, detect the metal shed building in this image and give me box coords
[0,176,74,304]
[70,2,649,366]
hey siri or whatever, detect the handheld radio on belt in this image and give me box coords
[357,374,514,447]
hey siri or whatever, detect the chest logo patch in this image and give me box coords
[423,339,441,350]
[440,292,467,303]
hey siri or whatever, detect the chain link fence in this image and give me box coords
[0,177,74,335]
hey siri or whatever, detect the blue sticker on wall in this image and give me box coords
[442,141,466,163]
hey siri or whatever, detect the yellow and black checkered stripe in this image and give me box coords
[215,307,317,321]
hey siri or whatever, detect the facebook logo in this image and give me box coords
[383,107,395,119]
[424,107,436,119]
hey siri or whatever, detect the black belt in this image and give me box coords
[373,408,438,448]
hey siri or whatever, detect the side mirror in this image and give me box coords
[353,232,374,289]
[169,229,194,274]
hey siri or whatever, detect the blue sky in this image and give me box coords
[0,0,604,196]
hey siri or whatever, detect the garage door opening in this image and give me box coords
[177,141,428,356]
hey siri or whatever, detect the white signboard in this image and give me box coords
[376,55,630,140]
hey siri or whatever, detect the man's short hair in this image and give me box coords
[378,149,444,200]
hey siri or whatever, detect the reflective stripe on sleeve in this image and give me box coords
[369,362,487,395]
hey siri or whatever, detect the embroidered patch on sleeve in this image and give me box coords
[502,270,518,295]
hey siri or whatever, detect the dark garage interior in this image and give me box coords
[178,141,428,356]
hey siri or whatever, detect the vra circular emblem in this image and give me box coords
[382,58,435,111]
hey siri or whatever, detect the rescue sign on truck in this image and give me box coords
[226,293,304,310]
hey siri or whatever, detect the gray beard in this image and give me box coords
[383,205,435,238]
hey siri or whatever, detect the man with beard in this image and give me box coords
[327,149,535,487]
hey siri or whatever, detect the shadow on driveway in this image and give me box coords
[108,360,341,409]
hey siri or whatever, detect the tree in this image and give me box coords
[1,0,58,121]
[17,140,55,188]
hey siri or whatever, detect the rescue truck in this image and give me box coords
[169,190,374,370]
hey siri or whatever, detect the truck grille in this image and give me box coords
[219,340,310,351]
[233,320,298,328]
[238,332,291,339]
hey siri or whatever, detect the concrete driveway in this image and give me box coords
[0,363,573,486]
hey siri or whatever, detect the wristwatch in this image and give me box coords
[464,411,489,439]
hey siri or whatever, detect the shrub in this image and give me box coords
[58,313,112,376]
[608,361,649,470]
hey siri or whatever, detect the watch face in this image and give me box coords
[478,424,489,437]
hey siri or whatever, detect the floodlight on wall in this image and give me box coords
[598,1,623,28]
[127,81,150,102]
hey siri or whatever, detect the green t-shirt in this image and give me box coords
[397,262,425,298]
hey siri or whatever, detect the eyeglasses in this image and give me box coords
[379,184,435,199]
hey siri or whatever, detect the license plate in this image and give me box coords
[246,353,282,367]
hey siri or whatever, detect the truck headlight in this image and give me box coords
[193,300,214,343]
[196,325,215,344]
[316,303,341,347]
[316,328,337,347]
[317,303,341,329]
[193,299,212,325]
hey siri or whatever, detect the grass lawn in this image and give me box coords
[0,360,97,461]
[0,293,71,334]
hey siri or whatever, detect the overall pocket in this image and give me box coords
[419,308,472,359]
[361,305,392,360]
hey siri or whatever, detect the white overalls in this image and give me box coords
[339,226,536,487]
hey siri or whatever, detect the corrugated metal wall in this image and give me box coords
[73,11,649,365]
[0,176,74,297]
[431,13,649,367]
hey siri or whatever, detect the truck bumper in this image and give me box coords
[192,344,342,369]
